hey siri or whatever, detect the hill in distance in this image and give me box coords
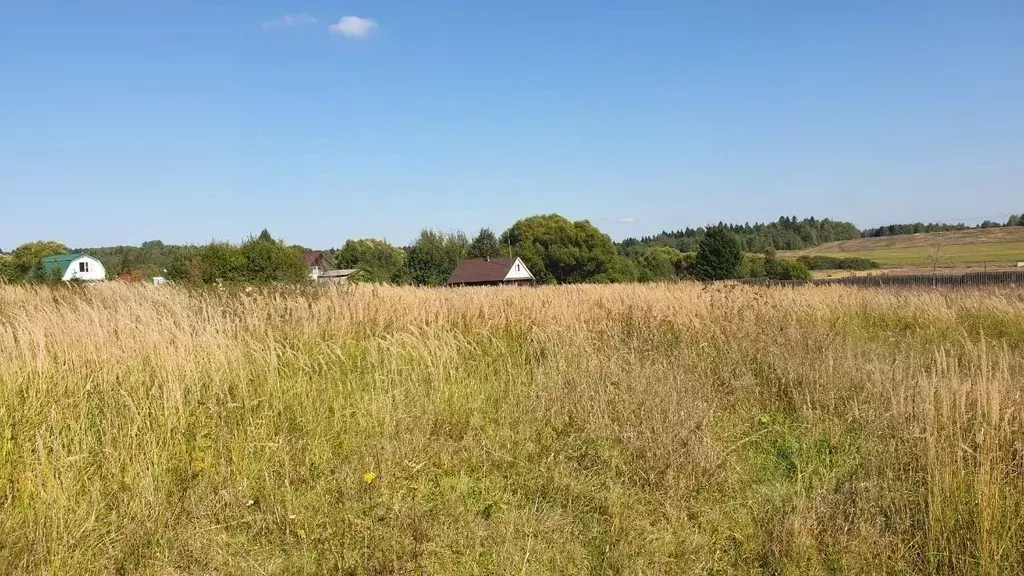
[780,227,1024,267]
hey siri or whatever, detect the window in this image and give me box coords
[515,264,520,272]
[79,261,89,273]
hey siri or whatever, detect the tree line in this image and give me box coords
[862,214,1023,237]
[625,213,1024,253]
[624,216,863,253]
[3,212,1021,286]
[0,217,808,285]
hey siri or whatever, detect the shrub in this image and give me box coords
[678,252,696,275]
[766,257,812,280]
[336,239,410,284]
[0,255,16,283]
[797,255,879,271]
[634,246,688,282]
[740,254,766,279]
[241,230,309,284]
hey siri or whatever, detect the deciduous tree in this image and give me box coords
[336,238,409,284]
[241,230,309,283]
[407,230,468,286]
[11,241,69,281]
[634,246,688,282]
[467,228,503,259]
[501,214,629,284]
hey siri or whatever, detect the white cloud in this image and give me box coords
[263,14,319,30]
[618,216,636,224]
[329,16,377,38]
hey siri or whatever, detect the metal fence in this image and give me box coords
[739,270,1024,289]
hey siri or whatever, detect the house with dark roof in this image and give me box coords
[39,253,106,282]
[301,251,336,280]
[447,257,535,287]
[301,249,337,280]
[301,251,361,284]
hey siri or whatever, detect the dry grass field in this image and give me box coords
[782,227,1024,267]
[1,282,1023,575]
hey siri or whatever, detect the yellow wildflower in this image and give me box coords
[363,471,377,485]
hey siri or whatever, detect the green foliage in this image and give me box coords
[467,229,503,260]
[634,246,689,282]
[76,240,182,279]
[407,230,468,286]
[680,251,696,274]
[861,217,1016,237]
[0,255,16,283]
[195,243,246,283]
[241,230,309,283]
[502,214,628,284]
[740,254,766,279]
[765,257,812,280]
[694,226,742,280]
[796,255,879,271]
[336,238,409,284]
[166,247,202,283]
[1008,214,1022,227]
[628,216,862,252]
[11,241,69,281]
[636,247,678,281]
[166,231,306,285]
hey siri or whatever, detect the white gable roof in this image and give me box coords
[502,257,534,281]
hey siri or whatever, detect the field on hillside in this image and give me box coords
[781,227,1024,267]
[2,283,1024,574]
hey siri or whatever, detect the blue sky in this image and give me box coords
[2,1,1022,249]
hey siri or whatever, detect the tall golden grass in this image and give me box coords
[1,282,1022,574]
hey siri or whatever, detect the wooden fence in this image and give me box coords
[739,270,1024,289]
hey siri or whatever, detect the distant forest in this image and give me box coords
[623,214,1024,253]
[623,216,861,252]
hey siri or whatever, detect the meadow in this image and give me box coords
[1,282,1023,575]
[782,227,1024,267]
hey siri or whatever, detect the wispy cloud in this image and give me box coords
[618,216,636,224]
[263,14,318,30]
[329,16,377,38]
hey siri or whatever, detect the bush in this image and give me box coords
[797,255,879,270]
[336,238,410,284]
[678,252,696,275]
[166,231,308,285]
[766,257,812,280]
[740,254,766,279]
[197,243,247,283]
[241,231,309,284]
[11,241,69,282]
[0,255,16,283]
[634,246,688,282]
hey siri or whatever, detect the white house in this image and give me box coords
[39,253,106,282]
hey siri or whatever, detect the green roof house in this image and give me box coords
[39,253,106,282]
